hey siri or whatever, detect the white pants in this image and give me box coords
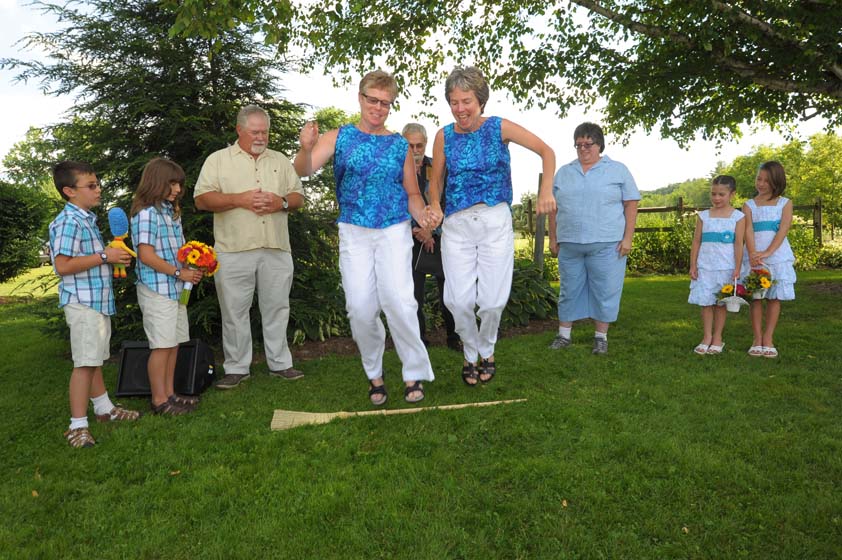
[338,222,434,382]
[214,249,294,374]
[442,203,514,363]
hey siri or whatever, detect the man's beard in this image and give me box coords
[251,143,267,155]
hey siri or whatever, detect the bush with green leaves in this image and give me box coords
[628,214,695,274]
[817,241,842,268]
[0,181,56,283]
[501,259,558,328]
[788,221,820,271]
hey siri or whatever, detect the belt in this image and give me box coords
[753,220,780,232]
[701,231,735,243]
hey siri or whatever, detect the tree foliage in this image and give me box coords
[0,181,54,283]
[169,0,842,145]
[1,0,307,344]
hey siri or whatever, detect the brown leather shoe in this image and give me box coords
[269,367,304,380]
[215,373,250,389]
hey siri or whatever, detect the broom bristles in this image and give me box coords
[271,399,527,430]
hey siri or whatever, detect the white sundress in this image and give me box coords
[741,197,796,301]
[688,209,745,306]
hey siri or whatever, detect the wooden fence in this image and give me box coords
[527,196,823,268]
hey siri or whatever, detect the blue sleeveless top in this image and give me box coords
[335,124,410,229]
[443,116,512,216]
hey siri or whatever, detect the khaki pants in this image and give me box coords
[214,248,294,374]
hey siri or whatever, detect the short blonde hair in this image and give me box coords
[359,70,398,100]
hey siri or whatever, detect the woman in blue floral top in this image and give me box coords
[426,66,556,387]
[294,70,441,406]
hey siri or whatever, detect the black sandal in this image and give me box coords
[479,359,496,384]
[461,363,479,387]
[404,381,425,404]
[368,382,388,406]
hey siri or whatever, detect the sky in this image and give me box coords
[0,0,833,200]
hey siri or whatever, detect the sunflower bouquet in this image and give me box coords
[176,241,220,305]
[742,268,774,299]
[715,280,749,312]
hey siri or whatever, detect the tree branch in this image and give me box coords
[572,0,842,99]
[711,0,842,81]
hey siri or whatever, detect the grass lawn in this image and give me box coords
[1,271,841,559]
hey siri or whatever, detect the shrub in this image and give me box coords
[628,214,694,274]
[788,219,820,271]
[502,258,558,327]
[817,241,842,269]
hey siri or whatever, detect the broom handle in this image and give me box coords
[345,398,527,418]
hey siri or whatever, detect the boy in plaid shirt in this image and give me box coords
[49,161,140,448]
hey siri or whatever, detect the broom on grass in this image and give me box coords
[271,399,527,431]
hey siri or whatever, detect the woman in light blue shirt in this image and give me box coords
[548,122,640,355]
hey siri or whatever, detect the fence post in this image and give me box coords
[533,173,545,270]
[814,198,823,246]
[677,196,684,220]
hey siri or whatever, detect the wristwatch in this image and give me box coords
[99,252,108,263]
[282,196,289,210]
[173,269,181,279]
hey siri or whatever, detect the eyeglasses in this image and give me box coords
[574,142,597,150]
[360,92,393,109]
[68,183,101,190]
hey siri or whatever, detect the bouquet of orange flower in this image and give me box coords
[176,241,219,305]
[742,268,774,299]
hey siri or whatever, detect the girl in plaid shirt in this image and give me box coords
[131,158,204,415]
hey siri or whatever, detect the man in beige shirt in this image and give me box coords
[194,105,305,388]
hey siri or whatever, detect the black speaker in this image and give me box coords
[115,339,217,397]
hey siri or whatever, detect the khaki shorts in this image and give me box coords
[137,283,189,349]
[64,303,111,368]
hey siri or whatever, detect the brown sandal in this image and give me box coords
[95,405,141,423]
[171,394,199,408]
[150,396,190,416]
[65,427,96,448]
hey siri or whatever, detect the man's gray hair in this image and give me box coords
[401,123,427,139]
[237,104,270,127]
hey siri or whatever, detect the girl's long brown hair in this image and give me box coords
[758,161,787,199]
[131,157,186,218]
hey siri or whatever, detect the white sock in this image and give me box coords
[69,416,89,430]
[558,326,572,339]
[594,331,607,340]
[90,392,114,416]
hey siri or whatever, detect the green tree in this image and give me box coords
[1,0,306,344]
[169,0,842,145]
[0,181,53,282]
[2,127,58,199]
[793,134,842,234]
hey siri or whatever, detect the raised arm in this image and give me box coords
[293,123,339,177]
[501,119,556,216]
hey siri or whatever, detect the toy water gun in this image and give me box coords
[107,208,137,278]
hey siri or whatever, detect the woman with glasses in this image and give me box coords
[547,122,640,355]
[426,66,556,387]
[294,70,439,406]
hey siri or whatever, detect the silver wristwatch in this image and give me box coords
[282,197,289,210]
[173,269,181,279]
[99,252,108,263]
